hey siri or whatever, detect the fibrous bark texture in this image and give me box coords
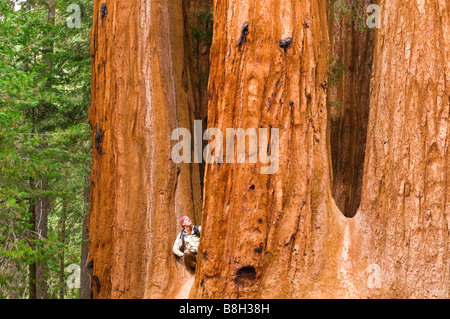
[88,0,202,298]
[191,0,449,298]
[352,0,450,298]
[191,0,344,298]
[89,0,449,299]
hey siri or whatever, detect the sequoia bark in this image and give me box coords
[351,0,450,298]
[191,0,449,298]
[190,0,347,298]
[89,0,449,299]
[88,0,202,298]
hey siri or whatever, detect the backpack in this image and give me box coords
[179,226,200,252]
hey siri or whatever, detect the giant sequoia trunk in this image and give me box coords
[190,0,345,298]
[351,0,450,298]
[191,0,449,298]
[89,0,449,299]
[88,0,202,298]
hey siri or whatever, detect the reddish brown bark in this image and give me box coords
[191,0,449,298]
[89,0,449,299]
[191,0,341,298]
[351,0,450,298]
[88,0,201,298]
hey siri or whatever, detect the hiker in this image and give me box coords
[173,216,201,270]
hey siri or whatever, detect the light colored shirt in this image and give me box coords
[173,226,201,257]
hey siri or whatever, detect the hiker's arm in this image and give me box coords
[172,236,184,257]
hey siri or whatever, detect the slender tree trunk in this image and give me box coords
[28,191,36,299]
[59,200,67,299]
[88,0,201,298]
[29,0,57,299]
[34,181,48,299]
[28,128,49,299]
[25,0,36,300]
[79,175,91,299]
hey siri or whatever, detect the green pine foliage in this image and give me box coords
[0,0,92,299]
[329,0,372,31]
[189,5,213,89]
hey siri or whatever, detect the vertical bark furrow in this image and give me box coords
[355,0,450,298]
[88,0,201,299]
[191,0,346,299]
[328,0,374,218]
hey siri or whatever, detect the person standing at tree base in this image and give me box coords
[173,216,201,271]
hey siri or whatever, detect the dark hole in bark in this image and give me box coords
[235,266,256,284]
